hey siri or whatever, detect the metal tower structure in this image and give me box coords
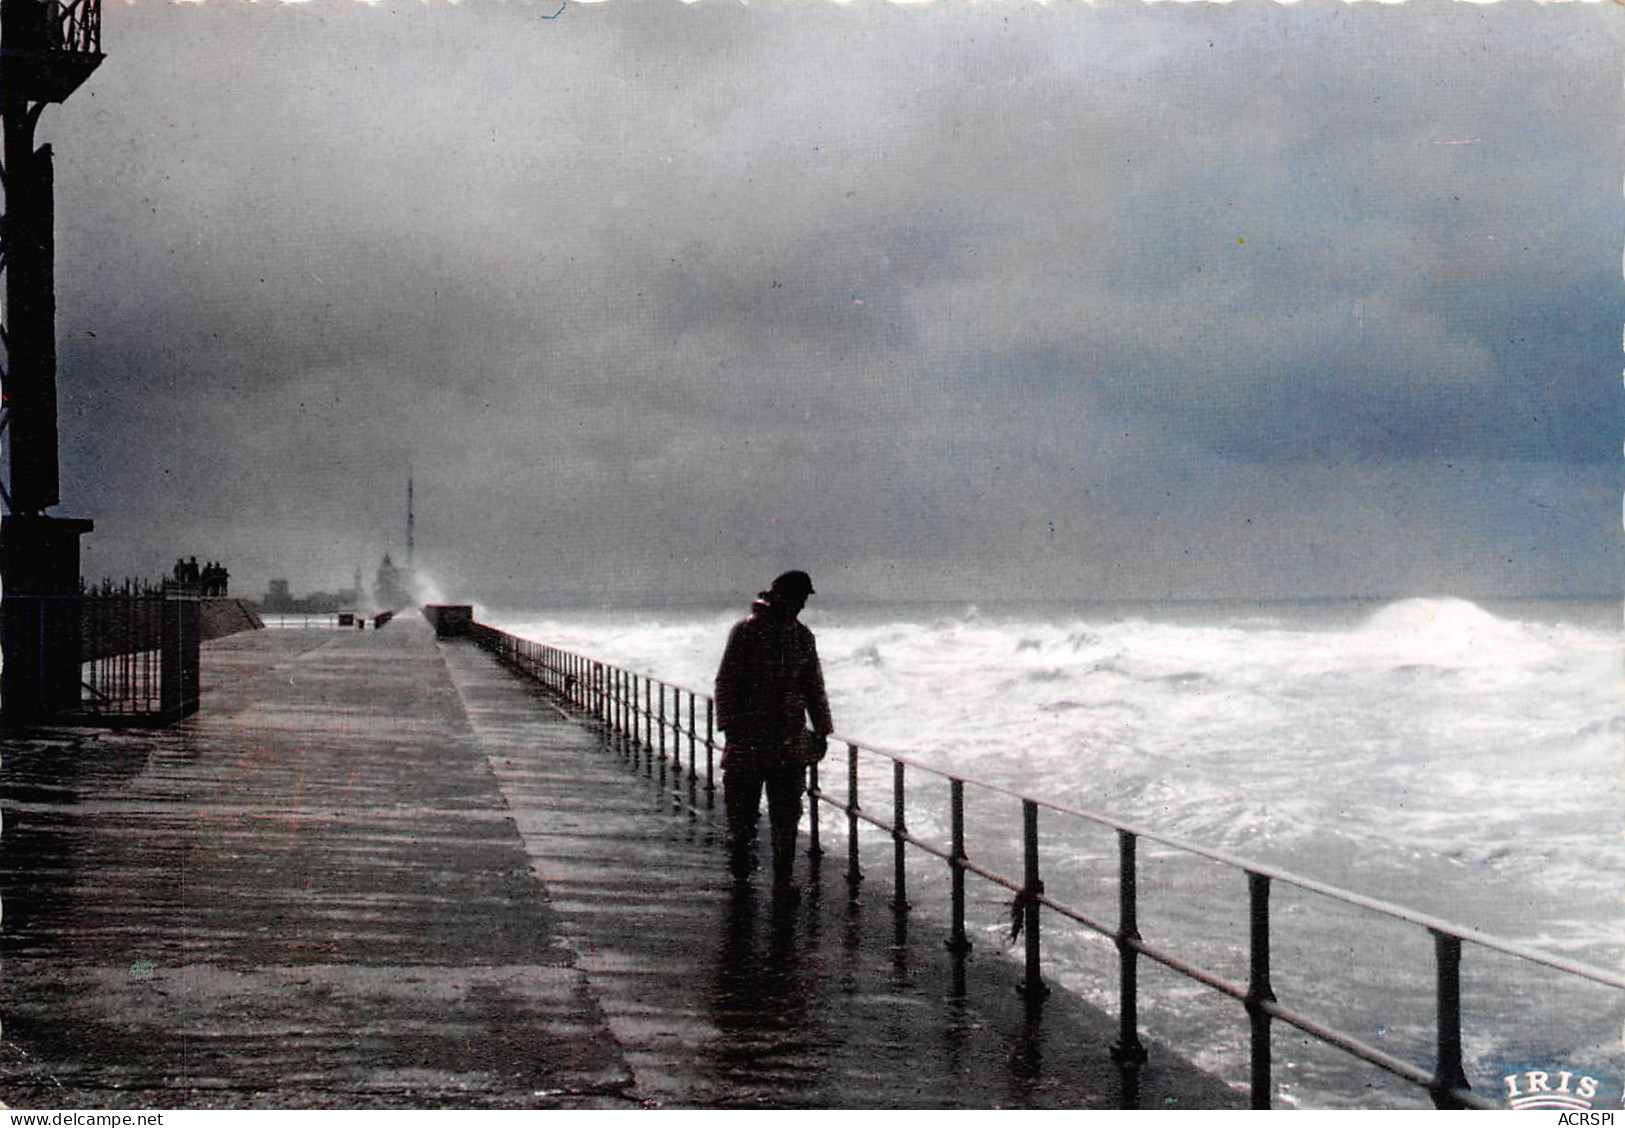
[406,471,414,574]
[1,0,103,718]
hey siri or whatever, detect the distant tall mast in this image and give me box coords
[406,471,415,573]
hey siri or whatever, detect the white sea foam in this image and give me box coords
[490,598,1618,922]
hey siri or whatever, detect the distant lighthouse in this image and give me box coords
[373,472,416,610]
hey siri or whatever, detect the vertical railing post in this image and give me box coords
[618,670,629,754]
[1018,799,1047,1000]
[1111,830,1148,1066]
[946,778,971,953]
[1430,930,1471,1109]
[846,742,863,894]
[669,686,680,777]
[631,673,641,763]
[687,694,697,778]
[658,681,667,767]
[892,760,909,912]
[640,679,653,776]
[644,677,653,772]
[807,760,822,859]
[1246,872,1275,1110]
[705,697,716,803]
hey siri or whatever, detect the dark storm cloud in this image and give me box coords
[39,0,1624,602]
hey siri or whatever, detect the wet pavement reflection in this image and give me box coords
[0,623,1245,1109]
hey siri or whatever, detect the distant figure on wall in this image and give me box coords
[199,561,230,597]
[713,570,834,896]
[174,557,202,589]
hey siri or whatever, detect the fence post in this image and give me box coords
[182,596,200,714]
[618,670,628,754]
[1430,931,1471,1109]
[846,742,863,894]
[807,760,822,859]
[946,778,971,953]
[705,697,716,803]
[1018,799,1048,1001]
[1112,830,1148,1065]
[892,760,909,912]
[159,589,199,720]
[160,595,179,719]
[1246,871,1275,1110]
[643,677,653,773]
[630,674,640,761]
[687,694,697,779]
[669,686,682,778]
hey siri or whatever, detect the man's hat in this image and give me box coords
[769,570,815,597]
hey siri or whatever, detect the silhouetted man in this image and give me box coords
[714,570,833,894]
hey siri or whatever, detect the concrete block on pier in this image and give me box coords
[422,603,473,638]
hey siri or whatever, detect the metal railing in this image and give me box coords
[473,623,721,811]
[3,588,199,723]
[49,0,99,55]
[468,622,1625,1110]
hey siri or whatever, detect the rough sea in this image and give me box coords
[485,595,1622,1109]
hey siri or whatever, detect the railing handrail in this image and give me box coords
[471,621,1621,1109]
[481,624,1622,992]
[841,744,1625,990]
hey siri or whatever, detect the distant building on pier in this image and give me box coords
[373,553,413,611]
[258,577,359,615]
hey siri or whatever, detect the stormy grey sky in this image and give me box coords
[38,0,1623,605]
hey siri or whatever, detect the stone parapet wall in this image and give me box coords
[200,597,265,641]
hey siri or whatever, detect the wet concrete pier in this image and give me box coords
[1,618,1244,1109]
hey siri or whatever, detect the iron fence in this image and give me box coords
[468,622,1625,1110]
[3,589,199,724]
